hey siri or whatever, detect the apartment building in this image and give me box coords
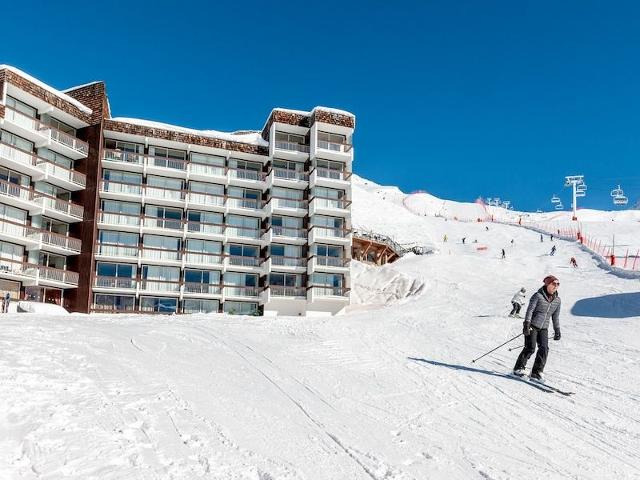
[0,66,354,315]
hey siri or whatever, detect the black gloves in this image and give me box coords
[523,321,532,336]
[554,331,561,341]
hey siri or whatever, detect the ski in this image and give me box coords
[507,373,555,393]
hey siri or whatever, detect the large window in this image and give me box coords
[101,200,141,215]
[39,149,73,169]
[185,239,222,254]
[184,269,220,284]
[190,181,224,195]
[314,244,343,257]
[6,96,37,118]
[38,251,66,270]
[311,273,344,287]
[0,167,30,187]
[149,146,186,160]
[0,204,27,224]
[271,244,302,258]
[273,159,304,172]
[145,205,182,229]
[1,130,35,153]
[272,215,303,228]
[224,272,258,287]
[269,272,303,287]
[96,262,135,278]
[190,152,225,166]
[311,215,344,228]
[98,231,139,246]
[228,244,258,258]
[103,169,142,184]
[272,187,304,200]
[142,265,180,281]
[93,294,135,311]
[43,116,75,136]
[34,182,71,201]
[104,139,144,154]
[223,301,258,315]
[140,296,178,313]
[143,235,181,251]
[318,131,347,151]
[147,175,183,190]
[183,298,219,314]
[0,241,24,263]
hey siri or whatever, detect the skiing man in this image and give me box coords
[550,245,557,256]
[509,287,526,317]
[540,234,544,242]
[485,226,489,231]
[551,234,554,242]
[443,234,448,242]
[513,275,561,381]
[570,257,578,268]
[501,248,506,259]
[462,237,466,244]
[510,239,514,245]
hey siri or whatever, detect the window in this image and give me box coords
[272,187,304,200]
[0,204,27,224]
[39,149,73,169]
[149,146,186,161]
[0,241,24,263]
[226,215,259,229]
[142,265,180,281]
[184,269,220,284]
[104,139,144,153]
[99,231,139,246]
[228,187,260,200]
[38,252,65,269]
[103,169,142,184]
[93,294,134,311]
[97,262,135,278]
[190,152,225,166]
[269,272,303,287]
[311,215,344,229]
[228,244,258,258]
[143,235,181,250]
[273,159,304,171]
[40,218,69,235]
[0,167,30,187]
[186,239,222,254]
[147,175,183,190]
[144,206,182,229]
[275,132,305,144]
[272,216,303,229]
[187,210,222,224]
[189,181,224,195]
[140,296,178,313]
[315,244,342,257]
[101,200,141,215]
[223,301,258,315]
[43,116,75,136]
[1,130,35,152]
[311,273,344,287]
[6,96,36,118]
[271,244,301,258]
[34,182,71,201]
[183,299,219,314]
[229,158,261,172]
[313,187,344,200]
[224,272,258,287]
[318,131,347,150]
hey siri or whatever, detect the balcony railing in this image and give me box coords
[271,168,309,182]
[103,149,144,165]
[313,167,352,182]
[33,195,84,219]
[268,197,307,210]
[38,265,79,285]
[39,231,82,252]
[227,255,262,267]
[186,192,225,207]
[187,221,225,236]
[317,140,353,153]
[183,251,224,265]
[143,216,183,231]
[0,255,78,285]
[146,155,188,171]
[228,168,266,182]
[226,197,263,210]
[0,178,34,203]
[274,141,310,153]
[98,211,141,227]
[310,196,352,210]
[0,141,38,168]
[312,255,350,267]
[270,225,307,239]
[139,279,181,293]
[94,276,137,289]
[270,256,307,267]
[308,285,350,297]
[225,225,262,239]
[145,185,185,202]
[96,243,139,258]
[183,283,222,295]
[309,226,350,238]
[189,162,226,177]
[4,107,89,156]
[0,218,37,239]
[140,247,181,262]
[100,180,143,196]
[35,160,86,187]
[269,286,307,297]
[223,285,260,297]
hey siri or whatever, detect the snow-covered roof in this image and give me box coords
[62,81,103,93]
[0,65,93,115]
[272,106,355,119]
[110,117,269,147]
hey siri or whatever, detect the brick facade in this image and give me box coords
[313,109,356,129]
[65,82,110,124]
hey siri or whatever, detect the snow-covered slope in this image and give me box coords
[1,177,640,479]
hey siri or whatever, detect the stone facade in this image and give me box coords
[104,119,269,157]
[313,109,356,129]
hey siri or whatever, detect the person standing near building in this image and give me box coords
[4,292,10,313]
[513,275,561,381]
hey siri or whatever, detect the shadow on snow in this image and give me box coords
[571,292,640,319]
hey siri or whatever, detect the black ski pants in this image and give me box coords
[509,302,521,316]
[514,327,549,375]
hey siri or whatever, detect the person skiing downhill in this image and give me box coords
[509,287,526,317]
[501,248,506,259]
[550,245,557,256]
[513,275,561,381]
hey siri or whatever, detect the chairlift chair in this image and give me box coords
[611,185,624,197]
[613,195,628,206]
[555,203,564,210]
[551,194,561,204]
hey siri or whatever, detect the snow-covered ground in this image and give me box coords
[1,177,640,479]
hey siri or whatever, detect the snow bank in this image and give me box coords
[16,301,69,315]
[349,260,426,309]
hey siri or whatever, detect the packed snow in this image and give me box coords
[1,176,640,479]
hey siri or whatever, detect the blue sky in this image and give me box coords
[3,1,640,211]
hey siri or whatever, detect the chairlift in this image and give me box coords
[551,194,561,204]
[613,194,628,206]
[610,185,624,197]
[555,202,564,210]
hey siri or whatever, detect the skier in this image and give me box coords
[540,234,544,242]
[510,239,514,245]
[485,226,489,231]
[570,257,578,268]
[501,248,506,259]
[550,245,557,256]
[4,292,9,313]
[551,234,554,242]
[513,275,561,381]
[462,237,466,244]
[509,287,526,317]
[443,234,448,242]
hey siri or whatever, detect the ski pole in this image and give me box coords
[508,344,524,352]
[471,333,523,363]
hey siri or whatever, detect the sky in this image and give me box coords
[2,0,640,211]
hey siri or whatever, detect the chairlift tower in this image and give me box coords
[564,175,585,220]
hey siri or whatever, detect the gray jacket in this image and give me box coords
[525,287,561,331]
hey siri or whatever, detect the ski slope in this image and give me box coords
[1,178,640,479]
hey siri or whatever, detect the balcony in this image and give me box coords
[139,279,181,294]
[183,251,224,267]
[30,231,82,255]
[2,107,88,159]
[315,140,353,162]
[188,162,226,181]
[186,192,226,211]
[94,276,137,290]
[223,285,260,298]
[99,180,143,199]
[144,185,185,207]
[309,167,351,188]
[227,167,267,189]
[270,255,307,268]
[95,242,139,260]
[145,155,188,178]
[308,255,350,274]
[102,149,144,172]
[263,225,307,245]
[0,256,78,287]
[225,225,264,243]
[186,221,225,239]
[35,160,86,191]
[309,196,351,217]
[264,197,307,217]
[97,211,141,232]
[226,196,264,216]
[273,140,310,161]
[142,216,184,236]
[307,285,350,299]
[32,195,84,223]
[268,285,307,298]
[140,246,182,264]
[183,282,223,296]
[308,226,351,245]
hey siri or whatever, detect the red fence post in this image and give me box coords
[624,249,629,269]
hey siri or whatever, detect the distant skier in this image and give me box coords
[485,226,489,231]
[550,245,557,256]
[462,237,466,244]
[443,234,448,242]
[510,239,514,245]
[509,287,526,317]
[501,248,506,259]
[540,234,544,242]
[513,275,562,381]
[570,257,578,268]
[550,234,554,242]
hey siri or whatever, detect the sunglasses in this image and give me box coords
[551,282,560,286]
